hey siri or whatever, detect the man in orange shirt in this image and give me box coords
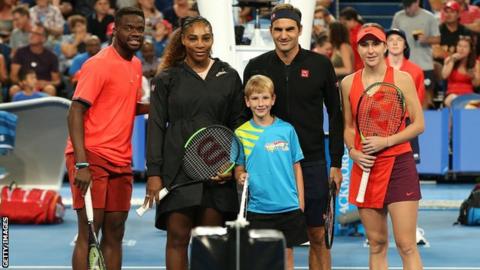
[65,6,148,270]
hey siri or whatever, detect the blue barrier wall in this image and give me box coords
[131,108,478,175]
[131,115,146,172]
[452,109,480,173]
[416,109,449,175]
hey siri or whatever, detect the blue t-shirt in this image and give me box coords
[12,91,47,102]
[235,118,304,214]
[68,52,90,76]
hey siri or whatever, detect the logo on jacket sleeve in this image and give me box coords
[301,69,309,78]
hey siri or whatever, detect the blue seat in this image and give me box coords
[450,93,480,109]
[0,110,17,156]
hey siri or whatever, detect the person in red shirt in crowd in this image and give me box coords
[386,28,425,163]
[65,7,149,270]
[442,35,480,107]
[341,23,424,270]
[441,0,480,32]
[386,28,426,106]
[340,6,364,71]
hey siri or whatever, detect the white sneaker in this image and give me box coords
[416,227,427,245]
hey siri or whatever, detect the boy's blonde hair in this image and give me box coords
[245,75,275,97]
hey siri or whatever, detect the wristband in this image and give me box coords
[75,162,90,169]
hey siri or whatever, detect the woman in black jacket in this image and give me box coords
[142,16,245,269]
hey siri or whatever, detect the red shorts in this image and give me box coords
[383,152,422,205]
[66,151,133,211]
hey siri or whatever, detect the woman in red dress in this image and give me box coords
[340,23,425,270]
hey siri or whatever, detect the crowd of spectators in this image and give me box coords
[310,0,480,108]
[0,0,479,108]
[0,0,193,103]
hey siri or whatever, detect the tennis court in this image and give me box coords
[5,181,480,270]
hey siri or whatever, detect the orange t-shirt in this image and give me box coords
[348,66,412,208]
[386,57,425,105]
[65,46,142,166]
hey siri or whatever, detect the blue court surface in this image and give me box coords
[5,182,480,270]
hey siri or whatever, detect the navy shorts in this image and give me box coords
[247,209,308,248]
[301,161,329,227]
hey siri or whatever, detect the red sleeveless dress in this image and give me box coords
[348,66,412,208]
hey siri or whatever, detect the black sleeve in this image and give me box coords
[323,59,344,168]
[228,71,247,130]
[241,60,255,121]
[243,60,254,87]
[146,73,169,177]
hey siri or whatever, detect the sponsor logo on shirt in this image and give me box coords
[301,69,309,78]
[216,69,228,77]
[265,140,289,152]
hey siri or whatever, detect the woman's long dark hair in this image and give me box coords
[159,16,212,71]
[455,35,476,70]
[329,21,350,50]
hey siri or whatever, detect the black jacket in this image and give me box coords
[147,59,245,229]
[244,48,344,167]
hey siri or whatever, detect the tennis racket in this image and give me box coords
[325,180,336,249]
[137,125,241,216]
[355,82,406,203]
[85,187,106,270]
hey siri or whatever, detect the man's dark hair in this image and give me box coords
[271,3,302,28]
[19,68,36,81]
[340,7,363,24]
[311,32,329,50]
[12,6,30,17]
[33,23,48,38]
[402,0,417,8]
[114,6,145,25]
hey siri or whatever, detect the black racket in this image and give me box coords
[85,188,106,270]
[325,180,337,249]
[137,125,241,216]
[355,82,406,203]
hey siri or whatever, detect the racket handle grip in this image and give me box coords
[136,205,149,216]
[356,170,371,203]
[237,175,249,221]
[136,188,169,217]
[85,187,94,222]
[159,188,169,200]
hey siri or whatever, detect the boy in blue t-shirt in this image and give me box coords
[12,69,48,102]
[234,75,307,270]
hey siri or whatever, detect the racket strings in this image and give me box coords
[183,127,240,180]
[88,247,105,269]
[325,183,336,249]
[358,85,405,137]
